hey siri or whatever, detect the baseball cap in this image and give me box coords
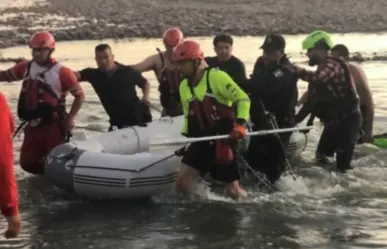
[260,33,286,50]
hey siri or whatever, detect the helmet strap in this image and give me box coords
[187,59,202,86]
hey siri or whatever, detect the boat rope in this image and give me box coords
[266,115,297,181]
[129,126,141,154]
[137,146,187,172]
[12,121,28,140]
[236,149,278,193]
[259,99,297,181]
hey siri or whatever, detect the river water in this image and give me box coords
[0,34,387,249]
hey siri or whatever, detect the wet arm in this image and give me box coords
[355,68,374,135]
[74,68,93,82]
[0,95,19,218]
[0,61,29,82]
[60,67,85,118]
[130,55,157,73]
[297,62,336,83]
[136,74,150,99]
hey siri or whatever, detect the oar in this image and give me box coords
[150,126,313,146]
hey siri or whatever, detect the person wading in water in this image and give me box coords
[245,33,299,184]
[295,30,361,172]
[75,44,152,131]
[0,92,21,238]
[173,40,250,199]
[0,31,84,175]
[131,27,184,117]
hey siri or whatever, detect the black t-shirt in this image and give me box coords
[205,55,247,87]
[79,62,147,127]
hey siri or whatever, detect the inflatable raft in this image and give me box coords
[44,116,308,199]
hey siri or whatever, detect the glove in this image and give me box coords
[229,124,247,140]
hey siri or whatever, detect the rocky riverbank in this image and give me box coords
[0,0,387,49]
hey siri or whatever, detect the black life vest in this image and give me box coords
[156,48,182,110]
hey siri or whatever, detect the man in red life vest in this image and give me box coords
[0,31,85,175]
[0,92,21,238]
[131,27,184,117]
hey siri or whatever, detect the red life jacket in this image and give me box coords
[156,48,182,110]
[17,61,65,125]
[187,68,236,165]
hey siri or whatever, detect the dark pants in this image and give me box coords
[317,111,362,171]
[108,102,152,131]
[182,142,240,183]
[246,114,291,184]
[246,134,287,184]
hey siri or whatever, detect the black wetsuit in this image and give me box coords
[245,56,298,183]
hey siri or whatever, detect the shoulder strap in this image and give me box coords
[38,80,61,100]
[23,61,33,78]
[187,68,214,97]
[36,62,61,100]
[205,68,213,94]
[156,48,165,69]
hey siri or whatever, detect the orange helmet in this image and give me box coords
[172,40,204,61]
[29,31,56,49]
[162,27,183,47]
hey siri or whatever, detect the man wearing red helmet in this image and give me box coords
[0,92,21,238]
[173,40,250,199]
[132,27,184,117]
[0,31,85,175]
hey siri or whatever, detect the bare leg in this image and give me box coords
[225,180,248,200]
[175,163,201,195]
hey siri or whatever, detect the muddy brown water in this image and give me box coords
[1,34,387,248]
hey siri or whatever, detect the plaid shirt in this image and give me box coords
[297,56,356,99]
[296,56,360,124]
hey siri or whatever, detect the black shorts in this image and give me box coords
[181,141,240,183]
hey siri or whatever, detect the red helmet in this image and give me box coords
[172,40,204,61]
[29,31,56,49]
[162,27,183,47]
